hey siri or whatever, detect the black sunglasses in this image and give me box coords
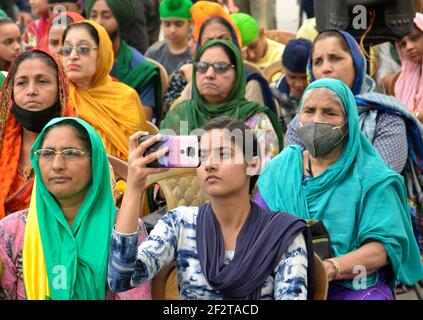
[194,61,235,74]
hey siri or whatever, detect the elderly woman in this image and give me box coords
[285,29,423,252]
[0,117,151,300]
[60,20,147,161]
[108,116,313,300]
[256,78,423,300]
[0,49,74,219]
[286,29,423,175]
[161,39,283,163]
[174,11,278,115]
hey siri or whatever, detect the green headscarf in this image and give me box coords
[160,39,283,148]
[85,0,134,28]
[114,40,162,121]
[0,9,7,19]
[160,0,192,19]
[231,12,260,47]
[30,117,116,299]
[0,72,6,89]
[258,78,423,290]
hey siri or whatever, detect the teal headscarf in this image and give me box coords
[258,78,423,290]
[30,117,116,299]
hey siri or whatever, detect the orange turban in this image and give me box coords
[190,1,242,45]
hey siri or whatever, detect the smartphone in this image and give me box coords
[138,135,200,168]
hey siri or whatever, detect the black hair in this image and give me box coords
[199,16,235,45]
[11,51,58,101]
[0,18,20,69]
[312,30,352,59]
[0,17,15,27]
[40,119,92,154]
[201,116,261,194]
[62,22,100,46]
[12,51,58,77]
[200,42,237,67]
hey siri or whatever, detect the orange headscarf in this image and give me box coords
[0,49,74,219]
[190,1,242,45]
[38,12,85,52]
[62,20,147,160]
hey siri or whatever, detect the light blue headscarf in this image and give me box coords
[258,78,423,290]
[307,30,423,168]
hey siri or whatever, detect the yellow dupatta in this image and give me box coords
[65,21,147,160]
[22,179,50,300]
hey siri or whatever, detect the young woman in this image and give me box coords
[108,116,314,300]
[395,13,423,121]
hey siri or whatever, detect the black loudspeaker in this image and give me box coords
[314,0,416,46]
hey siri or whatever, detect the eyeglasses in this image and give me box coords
[194,61,235,74]
[58,46,98,57]
[34,148,91,161]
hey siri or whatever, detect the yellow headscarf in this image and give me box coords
[62,20,147,160]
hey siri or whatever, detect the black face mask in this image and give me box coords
[11,102,61,133]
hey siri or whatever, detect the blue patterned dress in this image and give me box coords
[108,206,309,300]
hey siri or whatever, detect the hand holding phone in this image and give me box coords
[125,132,169,193]
[138,135,200,168]
[116,132,169,234]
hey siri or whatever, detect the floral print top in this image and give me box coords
[0,209,151,300]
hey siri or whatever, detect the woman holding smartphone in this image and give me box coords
[108,117,314,300]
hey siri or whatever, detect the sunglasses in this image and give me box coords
[194,61,235,74]
[59,46,98,57]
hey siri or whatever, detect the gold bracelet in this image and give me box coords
[326,258,341,280]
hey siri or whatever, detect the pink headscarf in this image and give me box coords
[395,13,423,113]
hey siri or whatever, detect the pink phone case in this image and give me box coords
[140,135,200,168]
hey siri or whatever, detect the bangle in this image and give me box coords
[326,258,341,280]
[416,112,420,119]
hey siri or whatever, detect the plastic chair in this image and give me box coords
[243,61,265,77]
[152,262,179,300]
[143,169,209,300]
[146,120,160,135]
[264,30,296,45]
[142,168,209,216]
[107,155,128,181]
[313,253,329,300]
[145,57,169,98]
[263,60,283,83]
[151,248,330,300]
